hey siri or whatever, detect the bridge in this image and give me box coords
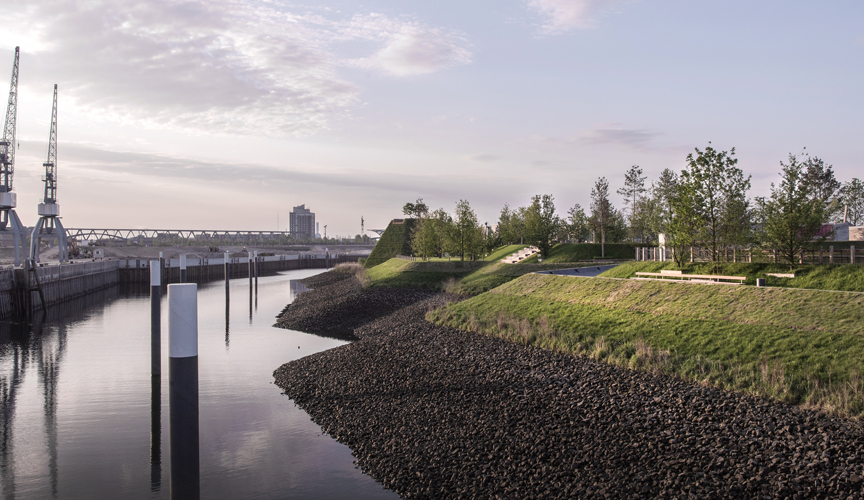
[65,228,294,244]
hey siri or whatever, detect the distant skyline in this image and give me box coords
[1,0,862,237]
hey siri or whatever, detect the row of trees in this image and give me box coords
[402,144,863,267]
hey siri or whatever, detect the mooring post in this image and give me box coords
[248,254,253,289]
[168,283,199,499]
[180,255,187,283]
[150,261,161,376]
[224,252,230,290]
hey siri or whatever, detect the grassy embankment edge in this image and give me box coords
[427,273,864,419]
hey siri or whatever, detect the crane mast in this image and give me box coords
[0,47,25,266]
[44,84,58,204]
[1,46,18,196]
[31,83,69,264]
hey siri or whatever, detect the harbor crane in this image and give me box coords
[31,84,68,263]
[0,47,26,266]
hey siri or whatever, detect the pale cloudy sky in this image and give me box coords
[1,0,861,237]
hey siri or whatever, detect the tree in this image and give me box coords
[524,194,559,257]
[801,155,842,219]
[566,204,590,242]
[590,177,613,258]
[667,178,699,267]
[412,208,450,260]
[840,178,864,225]
[763,153,826,269]
[402,198,429,219]
[617,165,647,242]
[452,199,480,260]
[681,144,751,264]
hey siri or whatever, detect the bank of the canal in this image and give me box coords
[274,270,864,499]
[0,269,396,500]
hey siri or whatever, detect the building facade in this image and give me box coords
[289,204,316,238]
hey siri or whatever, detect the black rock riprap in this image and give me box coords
[273,277,864,499]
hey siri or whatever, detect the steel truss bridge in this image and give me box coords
[65,228,293,243]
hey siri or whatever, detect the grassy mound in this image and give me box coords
[365,259,483,289]
[429,273,864,418]
[364,219,416,268]
[521,243,637,263]
[600,261,864,292]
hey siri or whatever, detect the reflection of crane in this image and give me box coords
[0,47,26,266]
[30,84,69,263]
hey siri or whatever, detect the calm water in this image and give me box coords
[0,269,398,499]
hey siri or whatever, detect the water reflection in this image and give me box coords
[151,377,162,493]
[0,273,397,500]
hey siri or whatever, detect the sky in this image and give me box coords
[0,0,862,237]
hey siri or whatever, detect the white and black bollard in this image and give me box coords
[180,254,187,283]
[168,284,199,499]
[150,261,161,377]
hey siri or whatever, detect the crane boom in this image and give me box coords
[44,84,58,204]
[1,47,18,194]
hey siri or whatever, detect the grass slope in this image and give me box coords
[601,261,864,292]
[429,273,864,418]
[365,259,481,289]
[364,219,416,268]
[521,243,637,263]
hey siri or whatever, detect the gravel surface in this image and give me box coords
[274,275,864,499]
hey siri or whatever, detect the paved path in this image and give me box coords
[534,264,620,277]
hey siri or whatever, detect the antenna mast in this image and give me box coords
[31,84,69,263]
[0,47,26,266]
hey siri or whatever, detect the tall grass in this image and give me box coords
[427,281,864,419]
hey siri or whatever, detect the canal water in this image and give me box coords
[0,269,398,499]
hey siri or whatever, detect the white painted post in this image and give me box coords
[168,283,199,499]
[150,261,161,377]
[180,254,187,283]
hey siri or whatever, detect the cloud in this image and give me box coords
[526,0,629,33]
[468,154,501,163]
[344,18,472,76]
[581,124,660,147]
[1,1,472,136]
[42,141,509,200]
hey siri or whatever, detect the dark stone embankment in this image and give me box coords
[274,273,864,499]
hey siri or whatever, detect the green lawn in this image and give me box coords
[428,273,864,418]
[520,242,637,263]
[601,261,864,292]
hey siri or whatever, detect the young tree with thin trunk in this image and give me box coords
[566,203,590,243]
[617,165,647,242]
[452,199,480,261]
[763,153,826,269]
[802,155,842,220]
[524,194,559,258]
[681,144,750,265]
[590,177,613,258]
[840,178,864,225]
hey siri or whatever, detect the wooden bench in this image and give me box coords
[634,272,746,285]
